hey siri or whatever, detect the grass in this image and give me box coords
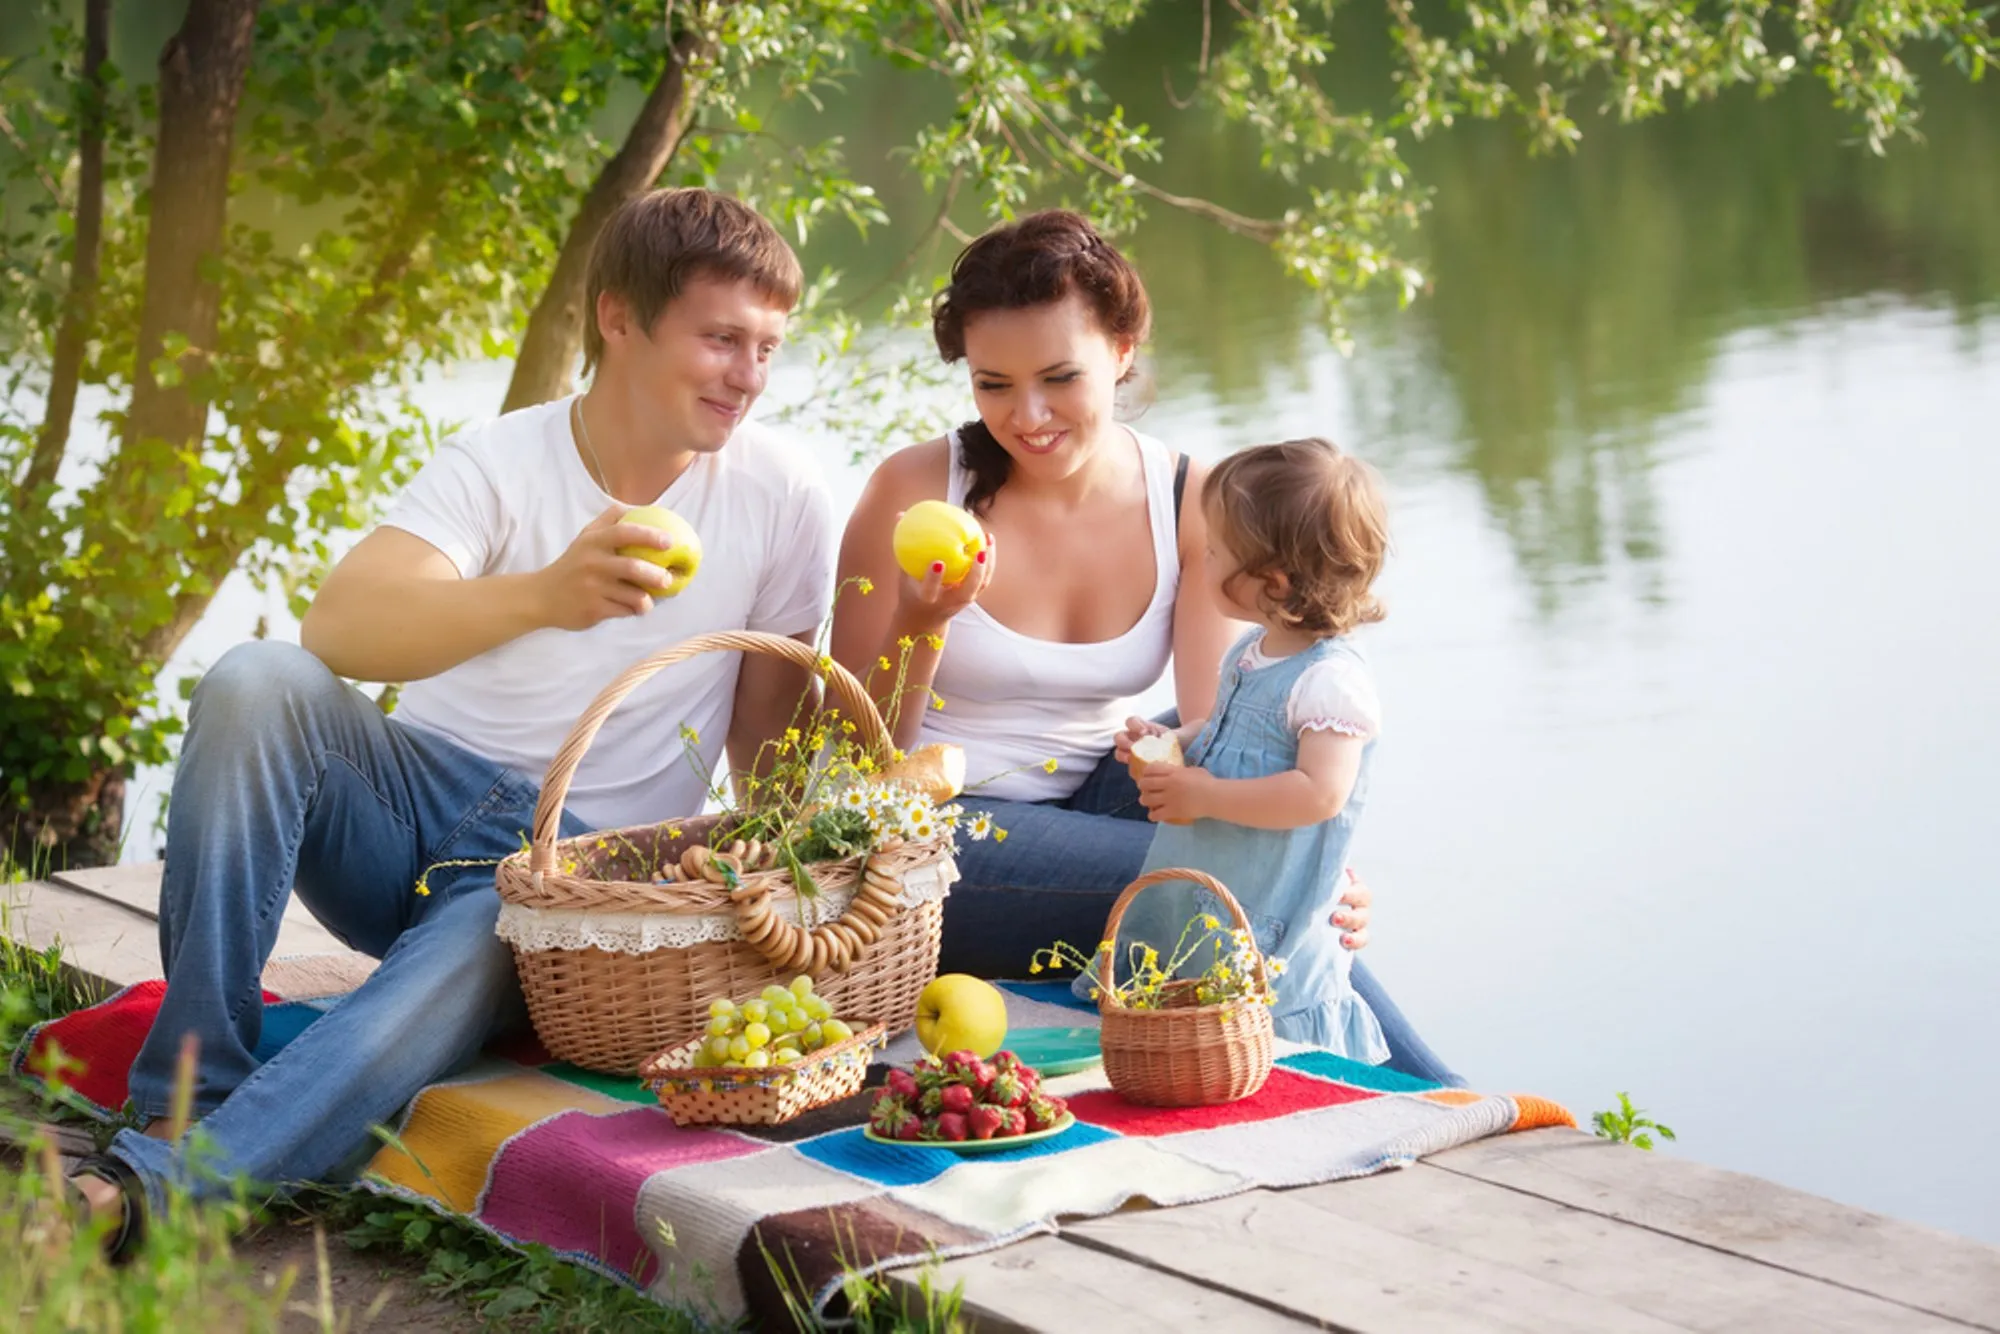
[0,870,966,1331]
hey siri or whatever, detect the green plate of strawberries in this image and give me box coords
[861,1050,1077,1152]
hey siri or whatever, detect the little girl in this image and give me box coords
[1097,437,1392,1061]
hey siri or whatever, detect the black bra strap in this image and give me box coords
[1172,451,1190,527]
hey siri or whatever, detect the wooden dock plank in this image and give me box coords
[1293,1160,1975,1332]
[1429,1129,2000,1330]
[51,862,357,963]
[891,1234,1318,1332]
[2,876,159,1002]
[1064,1178,1694,1333]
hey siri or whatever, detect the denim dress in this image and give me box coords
[1097,629,1391,1062]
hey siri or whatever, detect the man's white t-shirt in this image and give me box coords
[380,395,835,831]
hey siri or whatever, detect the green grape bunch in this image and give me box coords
[692,975,857,1069]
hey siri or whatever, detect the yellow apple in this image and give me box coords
[914,973,1009,1058]
[893,500,987,585]
[617,505,702,597]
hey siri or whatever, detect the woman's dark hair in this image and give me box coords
[931,210,1153,514]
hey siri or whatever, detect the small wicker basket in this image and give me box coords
[638,1020,886,1127]
[494,631,951,1074]
[1096,868,1276,1107]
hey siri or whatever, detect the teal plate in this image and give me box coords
[1005,1026,1102,1077]
[863,1112,1076,1154]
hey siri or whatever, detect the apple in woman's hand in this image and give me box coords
[617,505,702,597]
[893,500,987,585]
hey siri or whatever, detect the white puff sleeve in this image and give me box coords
[1287,656,1382,739]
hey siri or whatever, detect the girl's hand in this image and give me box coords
[1137,765,1215,824]
[1329,866,1371,950]
[894,518,995,635]
[1112,714,1171,765]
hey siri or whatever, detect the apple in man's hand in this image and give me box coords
[617,505,702,597]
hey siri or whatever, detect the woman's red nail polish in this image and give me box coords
[976,551,987,564]
[932,561,945,573]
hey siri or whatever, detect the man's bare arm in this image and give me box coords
[301,507,681,682]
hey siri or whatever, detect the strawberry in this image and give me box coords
[983,1070,1028,1108]
[939,1084,975,1115]
[990,1049,1024,1073]
[941,1049,984,1082]
[998,1108,1027,1138]
[913,1055,946,1089]
[971,1059,997,1095]
[918,1115,941,1140]
[967,1104,1004,1140]
[1024,1093,1068,1133]
[894,1116,925,1142]
[935,1111,969,1142]
[886,1069,920,1100]
[919,1085,945,1116]
[869,1097,916,1138]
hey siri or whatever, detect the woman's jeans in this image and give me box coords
[945,720,1465,1087]
[108,641,583,1216]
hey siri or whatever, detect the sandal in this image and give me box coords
[70,1155,147,1264]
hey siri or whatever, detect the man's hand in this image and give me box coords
[1137,764,1217,824]
[536,505,682,631]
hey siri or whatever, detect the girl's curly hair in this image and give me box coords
[1205,438,1388,637]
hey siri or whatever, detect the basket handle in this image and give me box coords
[529,631,889,873]
[1094,867,1273,1000]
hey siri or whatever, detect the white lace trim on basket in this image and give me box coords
[495,854,959,955]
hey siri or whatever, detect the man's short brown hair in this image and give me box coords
[582,188,803,375]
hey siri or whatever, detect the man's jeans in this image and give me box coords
[943,719,1466,1087]
[109,641,581,1216]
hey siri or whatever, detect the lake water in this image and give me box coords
[18,10,2000,1246]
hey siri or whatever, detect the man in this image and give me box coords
[65,189,835,1251]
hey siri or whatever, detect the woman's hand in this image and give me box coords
[893,519,995,637]
[1112,714,1172,765]
[1329,866,1371,950]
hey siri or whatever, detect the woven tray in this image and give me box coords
[494,631,950,1074]
[638,1020,886,1126]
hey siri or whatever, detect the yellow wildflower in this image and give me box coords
[857,577,874,594]
[1042,758,1059,773]
[930,693,945,711]
[784,727,802,744]
[840,720,856,735]
[994,827,1008,842]
[897,635,914,650]
[816,654,834,677]
[809,731,826,750]
[877,656,892,673]
[855,755,875,773]
[1029,960,1043,974]
[925,634,944,651]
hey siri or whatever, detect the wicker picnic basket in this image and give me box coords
[494,631,952,1074]
[638,1019,887,1127]
[1096,868,1275,1107]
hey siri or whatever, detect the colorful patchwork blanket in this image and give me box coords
[12,973,1571,1325]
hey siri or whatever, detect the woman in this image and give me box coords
[830,211,1458,1083]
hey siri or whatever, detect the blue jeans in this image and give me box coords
[109,641,582,1215]
[946,720,1465,1086]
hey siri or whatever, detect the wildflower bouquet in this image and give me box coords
[1030,911,1284,1012]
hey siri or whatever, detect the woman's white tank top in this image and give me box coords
[919,426,1180,802]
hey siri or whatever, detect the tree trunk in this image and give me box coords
[45,0,261,871]
[7,769,126,876]
[99,0,260,524]
[12,0,109,511]
[501,27,709,412]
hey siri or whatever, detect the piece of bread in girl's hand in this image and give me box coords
[1127,732,1192,826]
[1126,730,1184,777]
